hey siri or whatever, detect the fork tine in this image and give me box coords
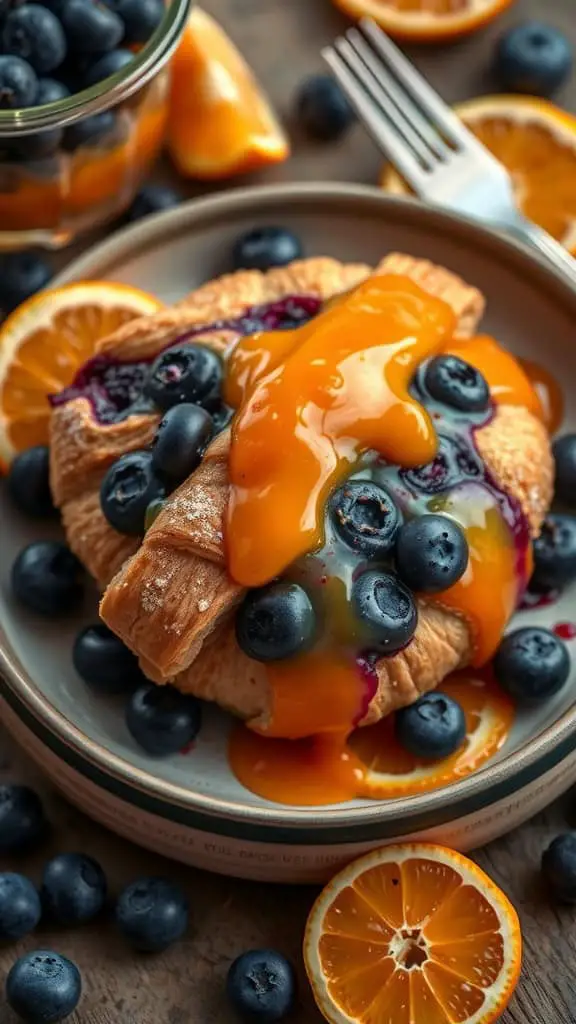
[359,17,484,152]
[322,45,430,190]
[345,27,450,162]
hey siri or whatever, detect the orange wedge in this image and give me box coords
[167,7,290,180]
[0,281,163,467]
[330,0,513,42]
[350,674,514,799]
[380,96,576,253]
[304,842,522,1024]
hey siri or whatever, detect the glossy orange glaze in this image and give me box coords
[225,275,546,805]
[521,357,564,434]
[226,274,457,586]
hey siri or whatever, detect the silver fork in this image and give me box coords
[322,18,576,282]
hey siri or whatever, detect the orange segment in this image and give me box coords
[0,281,163,467]
[329,0,513,42]
[167,7,289,180]
[380,96,576,254]
[305,843,522,1024]
[349,674,514,799]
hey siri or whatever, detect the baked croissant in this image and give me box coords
[95,255,553,733]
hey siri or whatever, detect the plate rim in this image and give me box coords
[4,180,576,833]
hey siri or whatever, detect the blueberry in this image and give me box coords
[553,433,576,506]
[395,691,466,760]
[329,480,402,559]
[83,47,133,86]
[144,343,223,413]
[115,877,188,951]
[422,355,490,413]
[494,626,570,702]
[532,514,576,591]
[0,785,46,854]
[542,833,576,902]
[395,514,469,594]
[73,623,145,694]
[2,5,67,75]
[211,403,234,434]
[0,54,38,108]
[236,583,316,662]
[60,0,124,54]
[11,541,84,617]
[6,950,81,1023]
[232,227,303,272]
[0,251,52,313]
[41,853,107,926]
[100,450,165,536]
[7,445,55,518]
[126,683,202,756]
[125,183,181,222]
[35,76,70,104]
[226,949,296,1023]
[103,0,164,44]
[296,74,354,142]
[352,570,417,655]
[0,873,41,941]
[495,21,573,97]
[151,404,213,488]
[62,109,116,150]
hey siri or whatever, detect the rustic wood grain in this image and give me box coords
[4,0,576,1020]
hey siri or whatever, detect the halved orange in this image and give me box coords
[330,0,513,43]
[0,281,163,467]
[350,674,514,799]
[167,7,290,180]
[304,842,522,1024]
[380,96,576,253]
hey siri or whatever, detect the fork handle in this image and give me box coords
[505,215,576,283]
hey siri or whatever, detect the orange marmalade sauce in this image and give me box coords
[225,275,546,805]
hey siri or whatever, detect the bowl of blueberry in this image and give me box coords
[2,183,576,885]
[0,0,191,249]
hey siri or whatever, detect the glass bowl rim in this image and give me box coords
[0,0,192,137]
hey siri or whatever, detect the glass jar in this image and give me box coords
[0,0,192,250]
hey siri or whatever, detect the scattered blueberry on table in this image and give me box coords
[531,513,576,592]
[0,783,47,854]
[0,252,52,315]
[542,833,576,902]
[226,949,297,1024]
[115,877,189,952]
[41,853,107,926]
[552,433,576,507]
[6,950,82,1024]
[236,582,317,662]
[0,873,42,941]
[231,227,304,272]
[494,21,573,97]
[126,184,182,222]
[11,540,84,616]
[295,73,354,142]
[73,623,146,694]
[395,691,467,760]
[494,626,570,703]
[7,444,56,519]
[125,683,202,756]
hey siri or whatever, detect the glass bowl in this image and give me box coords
[0,0,192,250]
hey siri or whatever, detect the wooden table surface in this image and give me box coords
[2,0,576,1021]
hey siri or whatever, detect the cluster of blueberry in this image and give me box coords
[0,784,296,1023]
[0,0,164,157]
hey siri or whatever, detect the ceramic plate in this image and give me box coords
[1,184,576,880]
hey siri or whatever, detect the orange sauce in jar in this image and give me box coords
[224,274,549,805]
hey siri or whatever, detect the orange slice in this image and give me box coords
[330,0,513,42]
[304,842,522,1024]
[350,674,514,799]
[167,7,290,180]
[380,96,576,253]
[0,281,163,467]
